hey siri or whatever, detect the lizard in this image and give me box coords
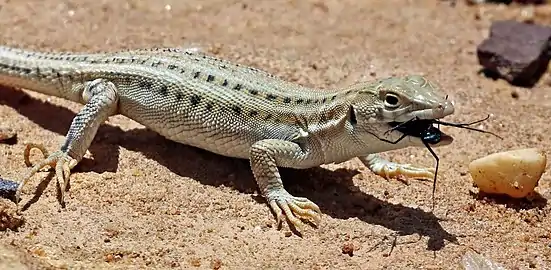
[0,45,455,231]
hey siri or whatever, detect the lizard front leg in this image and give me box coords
[16,79,119,206]
[249,139,321,231]
[359,154,435,180]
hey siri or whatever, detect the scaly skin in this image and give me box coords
[0,46,455,231]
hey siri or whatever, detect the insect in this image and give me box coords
[382,115,502,208]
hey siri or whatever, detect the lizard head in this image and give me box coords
[349,75,455,148]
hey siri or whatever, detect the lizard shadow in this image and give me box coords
[1,86,456,250]
[120,129,458,251]
[280,167,458,250]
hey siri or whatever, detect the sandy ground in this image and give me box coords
[0,0,550,269]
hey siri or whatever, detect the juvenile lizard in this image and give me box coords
[0,46,454,231]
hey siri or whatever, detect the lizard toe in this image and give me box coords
[268,194,321,231]
[288,202,321,225]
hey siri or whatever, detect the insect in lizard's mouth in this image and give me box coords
[388,115,502,146]
[388,119,453,145]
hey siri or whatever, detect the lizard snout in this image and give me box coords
[432,100,454,119]
[408,100,455,120]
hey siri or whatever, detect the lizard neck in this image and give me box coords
[313,82,424,164]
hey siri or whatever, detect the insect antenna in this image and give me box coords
[433,115,502,139]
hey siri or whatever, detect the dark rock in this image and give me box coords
[477,20,551,87]
[0,177,18,202]
[466,0,546,5]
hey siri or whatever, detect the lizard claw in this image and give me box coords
[17,144,78,207]
[268,193,321,231]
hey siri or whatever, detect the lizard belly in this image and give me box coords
[131,114,255,159]
[119,102,300,161]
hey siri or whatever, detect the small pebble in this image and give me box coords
[342,242,355,256]
[0,127,16,142]
[0,198,24,231]
[462,251,506,270]
[469,148,547,198]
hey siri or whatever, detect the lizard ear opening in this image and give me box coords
[349,106,357,126]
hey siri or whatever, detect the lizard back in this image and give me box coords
[0,46,350,160]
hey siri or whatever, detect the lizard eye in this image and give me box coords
[384,93,400,108]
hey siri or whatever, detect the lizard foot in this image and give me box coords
[374,161,435,181]
[361,154,435,181]
[16,143,78,206]
[268,192,321,231]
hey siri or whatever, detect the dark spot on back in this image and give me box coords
[190,94,201,106]
[283,97,291,103]
[266,94,277,101]
[296,99,304,104]
[249,89,258,95]
[321,98,327,103]
[234,84,242,90]
[167,64,177,70]
[232,105,242,115]
[193,71,200,79]
[139,80,153,89]
[249,110,258,117]
[263,114,272,120]
[331,95,337,101]
[206,102,214,111]
[159,85,168,96]
[207,74,215,82]
[176,92,184,100]
[222,79,228,86]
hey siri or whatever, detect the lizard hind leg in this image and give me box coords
[15,78,119,208]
